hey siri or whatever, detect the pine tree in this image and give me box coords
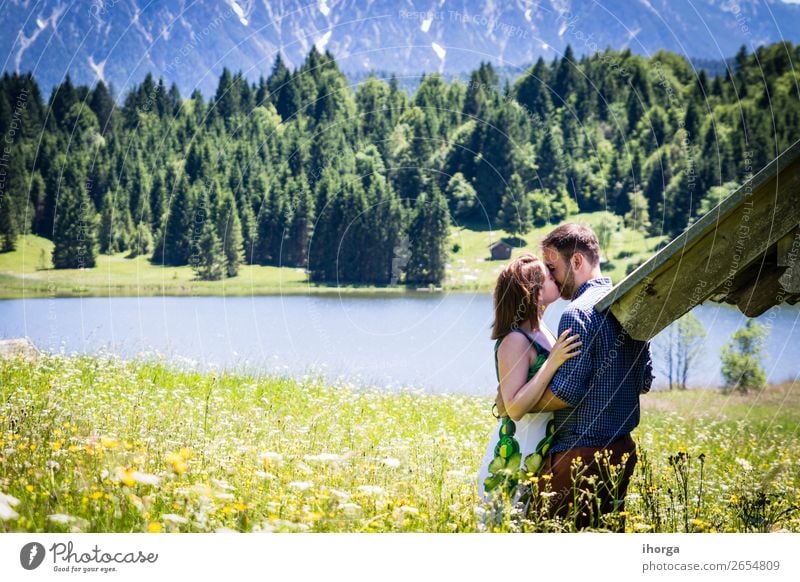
[27,170,47,237]
[191,191,224,281]
[498,174,532,237]
[355,145,403,283]
[216,188,244,277]
[445,172,477,220]
[158,175,193,265]
[149,171,168,234]
[307,168,342,282]
[387,74,408,125]
[625,65,652,132]
[464,62,499,118]
[238,197,257,264]
[128,221,154,258]
[49,74,78,131]
[167,82,182,116]
[255,180,288,265]
[129,158,152,226]
[355,76,392,155]
[213,68,240,121]
[0,189,21,252]
[515,57,553,121]
[190,89,207,125]
[625,188,651,233]
[406,182,450,285]
[89,80,115,134]
[52,155,97,268]
[99,191,125,254]
[554,45,581,104]
[538,124,567,193]
[284,175,314,267]
[0,153,29,251]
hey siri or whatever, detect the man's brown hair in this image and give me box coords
[491,253,546,340]
[541,223,600,266]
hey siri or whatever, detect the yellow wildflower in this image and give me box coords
[165,452,187,475]
[100,437,119,449]
[117,467,136,487]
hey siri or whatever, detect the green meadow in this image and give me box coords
[0,212,664,298]
[1,352,797,533]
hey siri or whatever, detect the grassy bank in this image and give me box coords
[1,353,797,533]
[0,212,665,298]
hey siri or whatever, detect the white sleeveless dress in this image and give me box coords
[476,412,552,501]
[476,328,554,502]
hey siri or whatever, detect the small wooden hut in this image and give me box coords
[489,241,513,261]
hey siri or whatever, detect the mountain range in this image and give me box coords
[3,0,800,98]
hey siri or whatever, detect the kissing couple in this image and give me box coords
[477,223,653,530]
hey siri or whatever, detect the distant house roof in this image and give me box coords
[597,138,800,341]
[489,241,512,250]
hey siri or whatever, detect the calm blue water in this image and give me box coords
[1,295,798,395]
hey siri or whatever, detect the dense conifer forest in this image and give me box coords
[1,42,798,284]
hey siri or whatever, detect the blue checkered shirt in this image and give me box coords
[549,277,653,453]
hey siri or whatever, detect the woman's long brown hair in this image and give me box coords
[490,253,546,340]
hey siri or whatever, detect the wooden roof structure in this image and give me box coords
[597,138,800,341]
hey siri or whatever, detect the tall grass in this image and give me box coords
[1,353,797,533]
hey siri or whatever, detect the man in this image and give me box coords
[496,223,653,529]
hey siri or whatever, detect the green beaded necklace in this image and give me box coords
[483,417,556,496]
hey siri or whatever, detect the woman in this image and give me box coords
[476,253,581,506]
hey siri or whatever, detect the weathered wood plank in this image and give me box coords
[597,138,800,340]
[776,225,800,267]
[776,226,800,294]
[725,258,787,317]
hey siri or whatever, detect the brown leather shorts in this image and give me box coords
[538,434,637,530]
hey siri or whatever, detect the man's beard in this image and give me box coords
[559,266,577,299]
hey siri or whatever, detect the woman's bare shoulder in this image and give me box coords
[497,331,531,356]
[534,326,556,350]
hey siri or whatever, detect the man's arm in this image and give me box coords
[495,384,571,414]
[544,307,592,408]
[527,386,571,412]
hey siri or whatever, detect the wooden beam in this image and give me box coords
[776,225,800,267]
[727,263,788,317]
[597,139,800,340]
[777,225,800,293]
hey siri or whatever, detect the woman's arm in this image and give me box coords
[499,329,581,421]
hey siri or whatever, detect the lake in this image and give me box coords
[1,294,798,395]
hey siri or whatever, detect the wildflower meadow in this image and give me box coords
[1,353,798,533]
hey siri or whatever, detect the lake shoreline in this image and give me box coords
[0,219,665,300]
[0,282,477,300]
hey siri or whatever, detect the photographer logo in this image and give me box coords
[20,542,46,570]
